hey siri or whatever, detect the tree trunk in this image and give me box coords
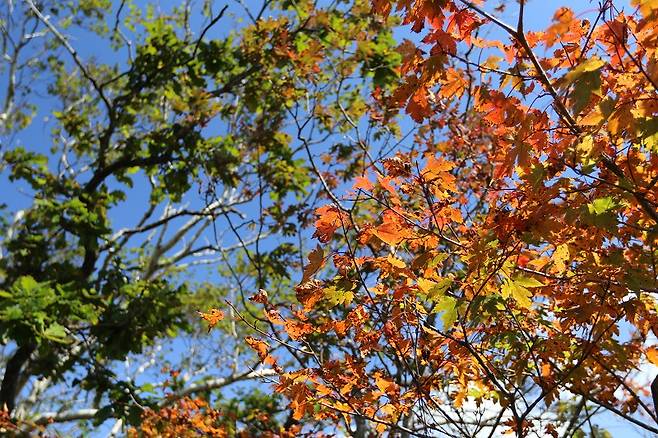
[0,344,34,413]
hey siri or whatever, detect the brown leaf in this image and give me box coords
[301,245,325,284]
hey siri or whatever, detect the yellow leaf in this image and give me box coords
[551,243,570,274]
[632,0,658,17]
[417,277,437,294]
[501,279,533,308]
[324,285,354,307]
[576,136,593,155]
[380,403,398,418]
[386,254,406,269]
[561,57,605,88]
[580,108,604,126]
[418,277,452,301]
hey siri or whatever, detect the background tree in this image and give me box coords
[0,0,401,434]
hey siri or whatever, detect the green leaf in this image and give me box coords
[427,278,453,301]
[513,276,545,288]
[638,117,658,152]
[589,197,616,215]
[562,57,606,87]
[561,57,605,115]
[43,323,69,343]
[432,295,457,330]
[15,275,39,293]
[324,285,354,307]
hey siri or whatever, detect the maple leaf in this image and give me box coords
[406,87,431,122]
[550,244,570,274]
[386,254,406,269]
[353,175,374,191]
[432,295,457,330]
[295,279,325,311]
[284,320,313,340]
[372,211,411,246]
[245,336,276,366]
[372,0,392,18]
[313,205,346,243]
[417,277,452,301]
[301,245,325,284]
[501,277,544,309]
[324,284,355,307]
[197,308,224,332]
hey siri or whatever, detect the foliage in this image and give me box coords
[4,0,658,436]
[0,0,400,434]
[128,391,298,438]
[215,0,658,437]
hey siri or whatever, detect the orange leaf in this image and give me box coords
[313,205,347,243]
[373,221,404,245]
[284,320,313,340]
[249,289,269,304]
[197,308,224,332]
[353,175,374,191]
[245,336,276,366]
[373,211,411,246]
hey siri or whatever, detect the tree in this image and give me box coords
[0,0,400,434]
[221,0,658,437]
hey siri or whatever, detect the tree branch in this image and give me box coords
[30,368,276,426]
[23,0,112,114]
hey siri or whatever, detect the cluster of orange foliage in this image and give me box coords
[129,399,226,438]
[189,0,658,436]
[129,397,307,438]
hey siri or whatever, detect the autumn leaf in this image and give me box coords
[588,197,616,215]
[551,244,570,274]
[561,57,606,88]
[432,295,458,329]
[501,277,543,308]
[245,336,276,366]
[301,245,325,284]
[418,277,452,301]
[386,253,406,269]
[417,277,438,295]
[373,221,403,245]
[407,87,431,122]
[284,320,313,340]
[249,289,269,304]
[313,205,346,243]
[198,308,224,332]
[324,284,355,307]
[372,211,411,246]
[295,280,325,311]
[353,175,375,191]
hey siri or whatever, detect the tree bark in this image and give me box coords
[0,344,34,413]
